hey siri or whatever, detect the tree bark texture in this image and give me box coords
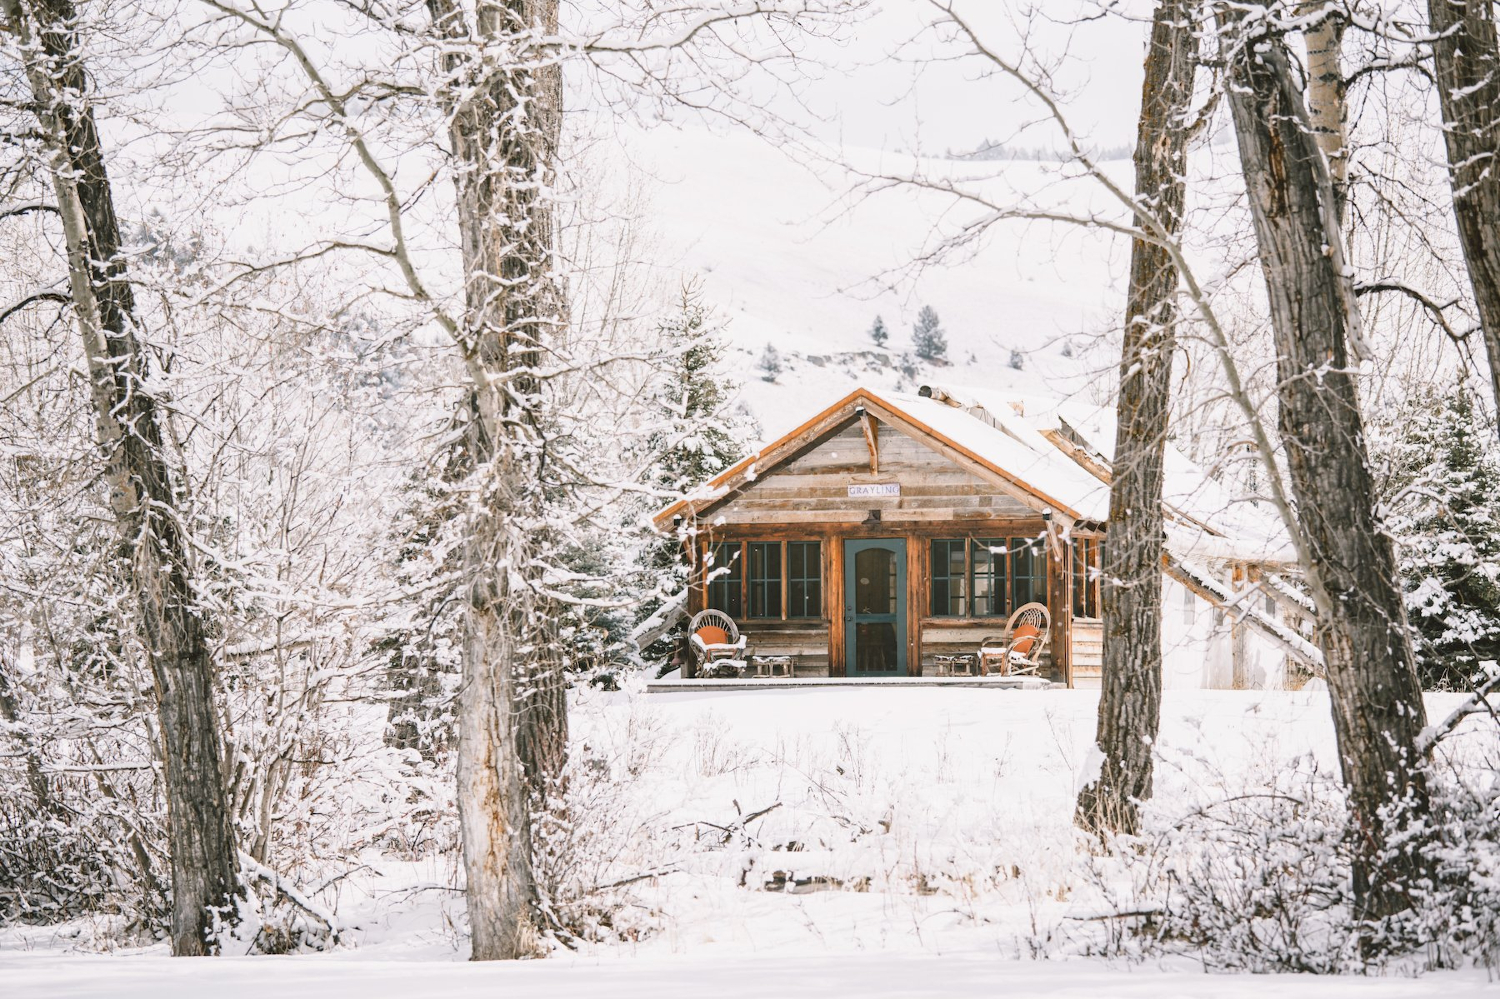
[1427,0,1500,418]
[1302,3,1348,218]
[1220,5,1433,921]
[1075,0,1197,839]
[428,0,569,961]
[3,0,242,955]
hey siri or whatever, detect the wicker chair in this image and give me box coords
[688,609,748,677]
[1001,602,1051,676]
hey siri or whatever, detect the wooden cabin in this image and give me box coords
[653,384,1319,689]
[654,385,1116,685]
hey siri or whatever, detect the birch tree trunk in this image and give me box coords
[1427,0,1500,417]
[1303,3,1347,217]
[1220,5,1433,922]
[1075,0,1197,838]
[3,0,241,955]
[429,0,569,961]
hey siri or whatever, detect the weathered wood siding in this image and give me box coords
[687,413,1083,685]
[740,619,831,674]
[919,620,1060,676]
[712,422,1035,525]
[1071,620,1104,688]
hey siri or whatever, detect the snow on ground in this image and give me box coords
[4,688,1496,998]
[2,949,1493,999]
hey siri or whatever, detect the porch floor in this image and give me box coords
[646,675,1060,693]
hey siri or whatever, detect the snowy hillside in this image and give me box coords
[629,126,1133,439]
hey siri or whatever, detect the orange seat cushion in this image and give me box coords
[1010,623,1040,656]
[696,626,730,646]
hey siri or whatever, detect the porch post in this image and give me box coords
[906,531,924,676]
[828,535,846,677]
[1049,530,1072,686]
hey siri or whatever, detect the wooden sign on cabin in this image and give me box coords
[848,483,900,498]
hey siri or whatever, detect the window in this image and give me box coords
[748,542,782,618]
[788,541,822,618]
[931,539,968,616]
[972,538,1008,617]
[707,540,823,620]
[931,535,1048,618]
[1010,536,1048,609]
[1071,537,1102,619]
[706,542,743,618]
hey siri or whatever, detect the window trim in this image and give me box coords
[708,539,825,622]
[972,537,1009,619]
[747,541,783,619]
[930,535,1047,619]
[1071,536,1103,621]
[787,540,823,619]
[930,537,970,618]
[1009,535,1048,612]
[705,540,745,619]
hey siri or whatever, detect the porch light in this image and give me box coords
[863,508,882,525]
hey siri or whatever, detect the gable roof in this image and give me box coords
[652,386,1109,529]
[654,382,1297,566]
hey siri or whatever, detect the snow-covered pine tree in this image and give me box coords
[1008,348,1024,370]
[636,286,754,669]
[1382,385,1500,690]
[758,342,783,382]
[869,315,889,347]
[912,305,948,363]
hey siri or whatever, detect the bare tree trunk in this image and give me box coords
[429,0,569,961]
[1075,0,1197,839]
[1219,4,1432,923]
[1427,0,1500,416]
[3,0,242,955]
[1303,2,1348,217]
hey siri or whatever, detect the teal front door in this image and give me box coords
[844,538,907,676]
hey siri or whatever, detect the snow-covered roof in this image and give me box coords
[922,383,1296,561]
[655,382,1298,564]
[879,390,1110,522]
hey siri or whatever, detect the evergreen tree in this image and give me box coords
[869,314,889,347]
[912,305,948,363]
[635,285,754,668]
[1381,384,1500,690]
[758,342,783,382]
[1008,348,1024,370]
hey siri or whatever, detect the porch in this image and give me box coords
[647,675,1059,693]
[681,526,1104,686]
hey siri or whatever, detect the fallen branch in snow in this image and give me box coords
[1067,907,1165,922]
[590,866,681,892]
[238,851,341,943]
[673,801,782,845]
[1418,664,1500,755]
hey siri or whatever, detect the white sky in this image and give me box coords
[779,1,1151,156]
